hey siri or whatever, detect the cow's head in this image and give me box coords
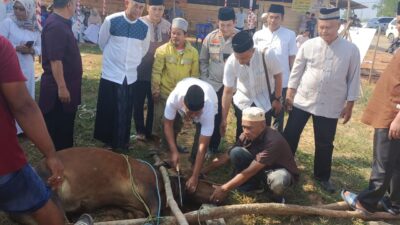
[169,175,225,210]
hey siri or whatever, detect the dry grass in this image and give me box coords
[1,43,399,225]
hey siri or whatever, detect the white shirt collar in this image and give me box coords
[123,12,138,24]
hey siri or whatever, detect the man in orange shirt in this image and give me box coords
[342,5,400,213]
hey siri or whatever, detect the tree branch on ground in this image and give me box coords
[94,202,400,225]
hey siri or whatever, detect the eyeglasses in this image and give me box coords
[13,6,26,11]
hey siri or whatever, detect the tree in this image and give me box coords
[373,0,398,17]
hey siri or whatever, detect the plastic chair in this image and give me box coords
[195,23,213,46]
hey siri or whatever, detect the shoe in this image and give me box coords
[341,190,371,215]
[134,134,146,142]
[319,180,336,193]
[379,196,400,215]
[74,213,94,225]
[102,143,113,150]
[271,195,286,204]
[205,149,215,161]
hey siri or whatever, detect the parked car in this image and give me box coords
[385,18,399,42]
[366,17,394,32]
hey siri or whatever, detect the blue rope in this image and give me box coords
[138,159,161,225]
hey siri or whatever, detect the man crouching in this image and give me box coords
[205,107,299,203]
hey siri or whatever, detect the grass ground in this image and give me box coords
[1,43,399,225]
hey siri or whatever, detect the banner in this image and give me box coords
[292,0,312,12]
[347,27,377,63]
[292,0,329,13]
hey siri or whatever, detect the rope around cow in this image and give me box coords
[122,155,161,225]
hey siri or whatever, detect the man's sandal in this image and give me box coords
[341,189,371,215]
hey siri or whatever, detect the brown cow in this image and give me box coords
[12,147,217,225]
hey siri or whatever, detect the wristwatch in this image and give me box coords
[273,96,283,102]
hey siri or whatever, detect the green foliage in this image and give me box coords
[373,0,398,17]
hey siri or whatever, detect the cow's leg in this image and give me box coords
[147,190,160,217]
[124,191,159,219]
[122,205,147,219]
[35,161,69,222]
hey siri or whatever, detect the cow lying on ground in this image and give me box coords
[12,147,217,225]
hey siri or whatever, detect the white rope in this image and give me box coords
[78,104,96,119]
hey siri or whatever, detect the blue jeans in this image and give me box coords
[0,164,51,213]
[229,146,293,196]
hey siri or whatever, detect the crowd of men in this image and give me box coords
[0,0,400,223]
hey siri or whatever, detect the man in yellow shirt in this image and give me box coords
[152,17,199,151]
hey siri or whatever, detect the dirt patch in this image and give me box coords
[361,50,393,81]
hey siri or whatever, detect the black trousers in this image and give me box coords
[283,107,338,181]
[209,87,224,151]
[132,81,153,138]
[43,100,76,151]
[94,78,135,150]
[265,88,287,133]
[357,128,400,212]
[234,104,273,141]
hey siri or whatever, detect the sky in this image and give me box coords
[353,0,378,20]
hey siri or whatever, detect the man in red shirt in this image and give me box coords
[0,35,65,224]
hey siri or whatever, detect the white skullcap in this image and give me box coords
[172,17,188,32]
[242,107,265,122]
[261,13,268,18]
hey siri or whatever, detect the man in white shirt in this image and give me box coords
[220,31,283,141]
[284,7,360,193]
[164,77,218,193]
[94,0,150,151]
[253,4,297,132]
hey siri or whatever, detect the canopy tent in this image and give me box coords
[331,0,367,9]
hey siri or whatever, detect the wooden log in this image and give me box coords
[200,204,226,225]
[368,221,394,225]
[369,26,381,84]
[153,155,189,225]
[183,203,400,221]
[94,203,400,224]
[94,217,176,225]
[319,201,350,211]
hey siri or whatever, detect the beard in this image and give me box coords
[172,39,181,47]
